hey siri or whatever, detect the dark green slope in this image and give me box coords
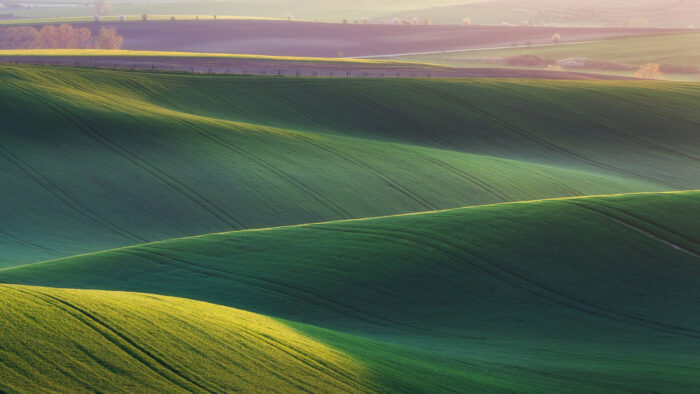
[4,66,692,266]
[3,192,699,392]
[34,68,700,187]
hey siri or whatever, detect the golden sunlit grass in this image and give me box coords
[0,284,372,392]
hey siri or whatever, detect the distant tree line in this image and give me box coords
[0,24,123,49]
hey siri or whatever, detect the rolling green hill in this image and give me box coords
[2,191,699,392]
[3,284,492,393]
[2,65,699,267]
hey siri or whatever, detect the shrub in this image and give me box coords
[141,13,148,21]
[504,55,556,68]
[551,33,561,44]
[635,63,664,79]
[558,57,633,71]
[461,17,471,26]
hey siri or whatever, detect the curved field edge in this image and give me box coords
[5,65,693,266]
[0,284,595,394]
[2,191,699,392]
[0,49,446,67]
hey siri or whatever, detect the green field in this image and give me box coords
[2,65,699,266]
[2,191,699,392]
[1,64,699,392]
[395,32,700,80]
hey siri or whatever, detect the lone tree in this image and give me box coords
[94,0,113,18]
[94,27,123,49]
[635,63,664,79]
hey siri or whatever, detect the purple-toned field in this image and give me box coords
[16,20,688,57]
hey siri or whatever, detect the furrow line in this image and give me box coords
[340,223,700,338]
[0,285,208,393]
[174,116,352,219]
[123,247,430,336]
[570,202,700,259]
[0,142,145,243]
[420,85,676,188]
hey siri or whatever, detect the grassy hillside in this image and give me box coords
[0,284,397,393]
[1,284,651,394]
[397,32,700,76]
[2,191,699,392]
[2,65,699,266]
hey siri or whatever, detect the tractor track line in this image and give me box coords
[1,285,212,393]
